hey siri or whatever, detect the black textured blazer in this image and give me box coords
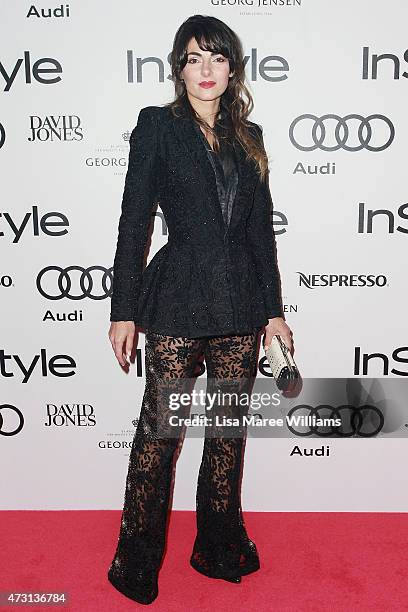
[110,104,284,338]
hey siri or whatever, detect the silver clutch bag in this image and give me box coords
[263,334,300,390]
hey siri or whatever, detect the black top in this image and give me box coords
[192,120,239,233]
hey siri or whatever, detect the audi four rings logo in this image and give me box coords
[0,404,24,436]
[287,405,384,437]
[0,123,5,149]
[289,114,395,152]
[36,266,113,300]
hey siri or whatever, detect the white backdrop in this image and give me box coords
[1,0,407,511]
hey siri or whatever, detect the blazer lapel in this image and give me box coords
[229,135,257,236]
[172,112,256,240]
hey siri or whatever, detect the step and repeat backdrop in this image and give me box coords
[1,1,407,511]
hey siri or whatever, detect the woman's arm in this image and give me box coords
[246,124,293,353]
[110,107,160,322]
[246,124,284,320]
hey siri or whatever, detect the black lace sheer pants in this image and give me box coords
[108,328,261,600]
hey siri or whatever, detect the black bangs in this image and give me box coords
[195,32,231,59]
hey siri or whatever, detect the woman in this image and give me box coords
[107,14,293,604]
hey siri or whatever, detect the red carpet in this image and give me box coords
[1,511,408,611]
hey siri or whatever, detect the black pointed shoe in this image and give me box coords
[107,566,159,605]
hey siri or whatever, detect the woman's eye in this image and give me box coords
[186,56,227,64]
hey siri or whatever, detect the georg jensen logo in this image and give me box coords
[37,265,113,300]
[289,114,395,152]
[298,273,387,289]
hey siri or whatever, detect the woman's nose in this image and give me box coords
[201,62,212,77]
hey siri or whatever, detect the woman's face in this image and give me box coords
[180,37,232,104]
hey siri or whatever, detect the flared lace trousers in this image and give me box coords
[108,328,262,589]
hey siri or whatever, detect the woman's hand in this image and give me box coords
[108,321,136,367]
[263,317,293,354]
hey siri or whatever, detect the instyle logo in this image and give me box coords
[37,265,113,300]
[354,347,408,376]
[28,115,83,142]
[362,46,408,80]
[0,206,69,243]
[358,202,408,234]
[289,114,394,152]
[127,48,289,83]
[297,273,387,289]
[0,404,24,436]
[0,349,77,383]
[286,405,384,437]
[45,404,96,427]
[0,51,63,92]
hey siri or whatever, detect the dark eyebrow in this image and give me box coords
[187,51,223,57]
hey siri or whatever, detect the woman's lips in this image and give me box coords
[199,81,216,89]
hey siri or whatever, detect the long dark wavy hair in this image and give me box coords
[164,14,269,182]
